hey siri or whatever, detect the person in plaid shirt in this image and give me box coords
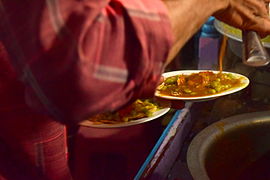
[0,0,269,179]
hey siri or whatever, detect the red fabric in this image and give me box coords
[0,0,173,124]
[0,44,72,180]
[71,121,163,180]
[0,0,173,179]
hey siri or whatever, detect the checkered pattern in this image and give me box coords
[0,0,173,179]
[0,0,172,123]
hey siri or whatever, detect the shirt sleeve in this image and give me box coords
[1,0,173,124]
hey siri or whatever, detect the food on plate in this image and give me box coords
[86,99,165,124]
[157,71,243,97]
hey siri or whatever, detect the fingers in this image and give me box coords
[240,0,270,36]
[244,0,267,17]
[243,0,267,15]
[257,18,270,37]
[268,1,270,14]
[215,0,270,35]
[159,76,164,85]
[237,0,269,20]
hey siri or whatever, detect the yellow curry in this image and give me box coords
[157,71,242,97]
[87,99,163,124]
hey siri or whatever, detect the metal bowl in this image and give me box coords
[187,111,270,180]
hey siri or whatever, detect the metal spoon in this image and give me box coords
[242,30,270,67]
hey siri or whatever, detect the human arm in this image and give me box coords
[162,0,270,65]
[1,0,270,125]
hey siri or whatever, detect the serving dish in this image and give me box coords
[155,70,249,102]
[187,111,270,180]
[80,107,170,128]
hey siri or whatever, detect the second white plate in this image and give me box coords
[80,107,170,128]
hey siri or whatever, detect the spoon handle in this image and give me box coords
[242,30,270,67]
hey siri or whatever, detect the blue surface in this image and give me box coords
[200,16,220,38]
[134,110,183,180]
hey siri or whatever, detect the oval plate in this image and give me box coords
[155,70,249,102]
[80,107,170,128]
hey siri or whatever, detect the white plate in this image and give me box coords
[80,107,170,128]
[155,70,249,102]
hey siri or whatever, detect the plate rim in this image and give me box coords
[80,107,171,128]
[155,70,250,101]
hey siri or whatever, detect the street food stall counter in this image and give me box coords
[134,19,270,180]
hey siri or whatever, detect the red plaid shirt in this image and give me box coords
[0,1,173,179]
[0,0,172,124]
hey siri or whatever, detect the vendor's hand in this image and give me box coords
[214,0,270,37]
